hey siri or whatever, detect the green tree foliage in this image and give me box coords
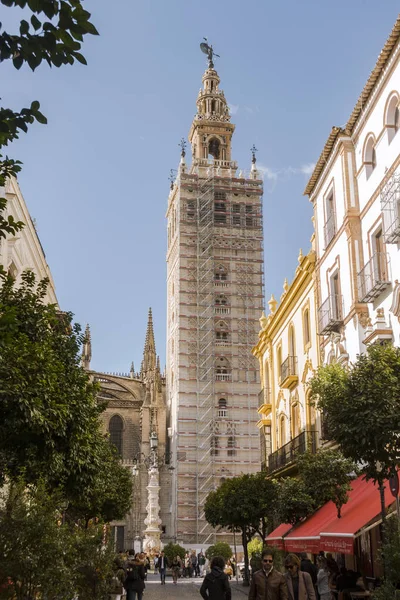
[247,538,263,558]
[163,542,186,563]
[297,449,357,517]
[0,0,98,240]
[0,272,132,521]
[276,478,315,525]
[205,542,232,561]
[204,473,277,585]
[309,343,400,485]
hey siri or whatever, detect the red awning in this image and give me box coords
[284,475,396,555]
[319,476,394,554]
[284,500,337,554]
[265,523,292,550]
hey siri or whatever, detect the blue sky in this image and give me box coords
[3,1,399,372]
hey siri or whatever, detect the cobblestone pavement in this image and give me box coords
[141,573,248,599]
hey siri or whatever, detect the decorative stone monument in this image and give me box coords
[142,433,163,553]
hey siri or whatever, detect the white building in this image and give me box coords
[0,177,57,304]
[305,17,400,361]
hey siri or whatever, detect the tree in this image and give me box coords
[0,271,134,519]
[0,1,98,235]
[297,449,357,517]
[205,542,232,561]
[309,343,400,486]
[163,542,186,564]
[204,473,278,585]
[276,478,315,526]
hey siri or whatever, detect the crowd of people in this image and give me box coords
[109,547,368,600]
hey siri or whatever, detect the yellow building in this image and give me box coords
[252,247,320,475]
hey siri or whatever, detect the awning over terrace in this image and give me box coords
[265,523,292,550]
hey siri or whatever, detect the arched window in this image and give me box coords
[279,415,286,446]
[303,308,311,347]
[227,436,236,456]
[288,325,296,357]
[363,134,377,179]
[215,294,228,306]
[109,415,123,456]
[208,138,220,159]
[218,398,227,417]
[214,264,227,281]
[277,345,282,382]
[385,92,400,143]
[215,320,229,345]
[291,402,300,438]
[215,357,231,380]
[264,360,270,394]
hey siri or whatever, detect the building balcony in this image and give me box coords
[318,294,343,335]
[268,430,318,475]
[323,213,336,248]
[381,171,400,243]
[215,373,231,381]
[357,252,391,303]
[258,388,272,417]
[280,356,298,389]
[214,306,230,315]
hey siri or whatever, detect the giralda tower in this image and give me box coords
[166,46,264,544]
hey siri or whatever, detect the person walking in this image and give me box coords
[198,551,206,576]
[248,549,288,600]
[191,551,198,577]
[316,557,331,600]
[200,556,232,600]
[185,552,192,578]
[171,555,182,585]
[300,553,317,588]
[158,550,169,585]
[284,554,316,600]
[124,553,145,600]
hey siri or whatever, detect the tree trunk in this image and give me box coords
[379,482,386,577]
[242,527,250,587]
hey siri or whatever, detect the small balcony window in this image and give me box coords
[357,250,390,303]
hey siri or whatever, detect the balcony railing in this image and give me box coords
[318,294,343,335]
[280,356,298,389]
[215,373,231,381]
[381,171,400,243]
[357,252,390,302]
[323,212,336,248]
[214,306,230,315]
[268,430,318,474]
[258,387,271,405]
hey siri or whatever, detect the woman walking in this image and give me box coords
[171,555,182,585]
[284,554,316,600]
[316,557,331,600]
[124,553,145,600]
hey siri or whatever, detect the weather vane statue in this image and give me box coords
[200,37,220,69]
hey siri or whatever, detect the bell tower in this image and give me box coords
[166,45,264,545]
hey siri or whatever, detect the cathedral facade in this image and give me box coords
[84,309,172,551]
[166,56,265,544]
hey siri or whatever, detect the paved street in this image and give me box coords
[141,573,247,599]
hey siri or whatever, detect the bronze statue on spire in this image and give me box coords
[200,38,220,69]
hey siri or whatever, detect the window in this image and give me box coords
[218,398,227,417]
[246,216,254,227]
[277,345,282,381]
[215,191,227,201]
[215,357,230,380]
[214,265,227,280]
[245,205,253,213]
[187,201,195,220]
[364,134,377,179]
[291,402,300,438]
[303,308,311,348]
[210,435,219,456]
[208,138,220,159]
[232,204,241,212]
[330,272,342,321]
[233,214,241,226]
[279,416,286,446]
[215,294,228,306]
[372,228,387,281]
[288,325,296,358]
[216,331,228,341]
[324,189,336,247]
[214,202,225,212]
[385,93,400,143]
[227,436,236,456]
[109,415,123,456]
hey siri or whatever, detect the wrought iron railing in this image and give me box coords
[280,356,298,383]
[324,212,336,248]
[381,171,400,243]
[268,430,318,474]
[357,252,390,302]
[258,387,271,406]
[318,294,343,335]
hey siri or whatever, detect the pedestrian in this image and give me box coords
[300,553,317,587]
[230,556,236,578]
[316,557,331,600]
[124,553,145,600]
[284,554,316,600]
[158,550,169,585]
[198,550,206,576]
[110,557,126,600]
[144,555,150,580]
[171,554,182,584]
[185,552,192,577]
[248,548,288,600]
[200,556,232,600]
[191,551,198,577]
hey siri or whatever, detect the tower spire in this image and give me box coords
[141,307,157,376]
[81,324,92,370]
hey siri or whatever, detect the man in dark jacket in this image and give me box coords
[200,556,232,600]
[248,550,288,600]
[300,552,317,586]
[158,551,169,585]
